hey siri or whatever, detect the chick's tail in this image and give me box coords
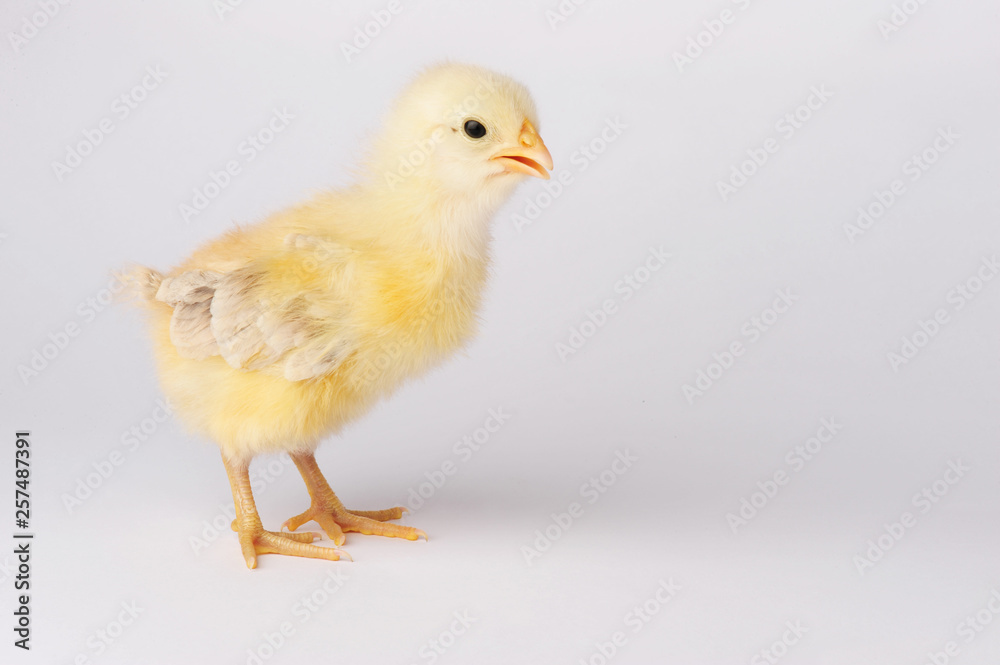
[115,264,164,304]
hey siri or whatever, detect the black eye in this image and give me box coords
[463,119,487,139]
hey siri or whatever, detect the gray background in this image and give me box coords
[2,1,998,663]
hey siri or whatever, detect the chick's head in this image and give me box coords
[368,63,553,199]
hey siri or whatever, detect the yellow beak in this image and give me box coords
[491,121,554,179]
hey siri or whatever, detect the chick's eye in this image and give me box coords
[463,119,487,139]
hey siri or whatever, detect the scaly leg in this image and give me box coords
[282,452,427,545]
[222,453,350,569]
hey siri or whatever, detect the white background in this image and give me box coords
[2,1,999,663]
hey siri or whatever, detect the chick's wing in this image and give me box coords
[156,234,358,381]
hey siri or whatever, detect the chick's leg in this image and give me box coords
[283,452,426,545]
[222,454,350,569]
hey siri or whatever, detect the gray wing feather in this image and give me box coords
[156,270,223,360]
[154,236,354,380]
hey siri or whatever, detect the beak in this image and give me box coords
[491,121,554,179]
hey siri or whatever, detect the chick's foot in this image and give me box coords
[234,523,351,569]
[222,453,350,569]
[284,452,427,545]
[282,503,425,545]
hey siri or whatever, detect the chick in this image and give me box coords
[125,63,552,568]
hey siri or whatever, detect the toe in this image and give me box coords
[238,535,258,569]
[258,532,348,562]
[269,530,319,544]
[282,509,314,533]
[340,515,427,541]
[348,507,407,521]
[313,512,347,545]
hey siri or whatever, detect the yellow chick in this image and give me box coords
[124,63,552,568]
